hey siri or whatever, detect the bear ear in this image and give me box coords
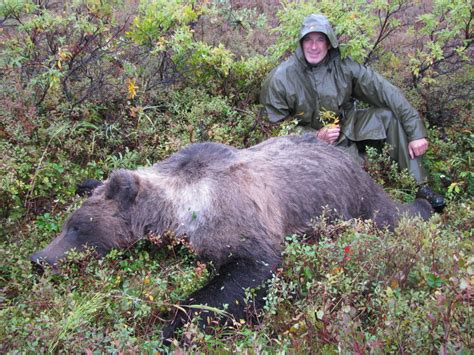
[105,169,140,210]
[76,179,103,197]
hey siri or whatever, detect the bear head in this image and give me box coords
[31,170,141,270]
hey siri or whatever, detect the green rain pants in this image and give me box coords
[337,108,428,184]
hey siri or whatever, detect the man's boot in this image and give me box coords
[416,185,446,212]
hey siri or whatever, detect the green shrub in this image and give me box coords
[263,214,472,353]
[425,122,474,201]
[363,144,418,202]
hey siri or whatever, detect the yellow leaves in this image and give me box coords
[49,75,60,89]
[284,313,308,336]
[56,47,71,70]
[320,109,340,127]
[143,290,154,301]
[143,275,154,301]
[447,181,462,195]
[155,36,167,52]
[127,78,138,100]
[277,118,299,136]
[390,279,399,289]
[288,320,307,334]
[58,49,70,61]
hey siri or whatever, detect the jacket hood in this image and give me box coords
[299,14,338,48]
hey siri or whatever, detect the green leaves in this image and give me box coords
[426,273,444,288]
[127,0,200,47]
[48,292,107,352]
[409,0,472,83]
[268,0,383,63]
[0,0,36,18]
[266,214,472,352]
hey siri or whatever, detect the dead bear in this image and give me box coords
[31,134,433,342]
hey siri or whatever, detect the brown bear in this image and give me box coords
[31,134,432,343]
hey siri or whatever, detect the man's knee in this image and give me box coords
[375,109,400,130]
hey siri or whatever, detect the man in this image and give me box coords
[260,13,445,211]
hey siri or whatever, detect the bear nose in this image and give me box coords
[31,261,45,275]
[30,254,46,275]
[30,252,54,275]
[31,252,43,264]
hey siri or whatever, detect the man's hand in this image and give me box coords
[316,125,340,144]
[408,138,429,159]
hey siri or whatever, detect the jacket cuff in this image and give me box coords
[406,120,428,141]
[261,105,289,123]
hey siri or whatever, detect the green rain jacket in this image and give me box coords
[260,18,427,143]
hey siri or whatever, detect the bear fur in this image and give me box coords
[31,134,432,342]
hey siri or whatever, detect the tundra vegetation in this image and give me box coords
[0,0,472,353]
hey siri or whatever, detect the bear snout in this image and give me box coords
[31,252,47,275]
[30,251,60,274]
[30,256,46,275]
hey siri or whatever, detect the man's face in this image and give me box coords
[302,32,330,65]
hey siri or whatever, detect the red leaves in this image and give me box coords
[343,246,352,261]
